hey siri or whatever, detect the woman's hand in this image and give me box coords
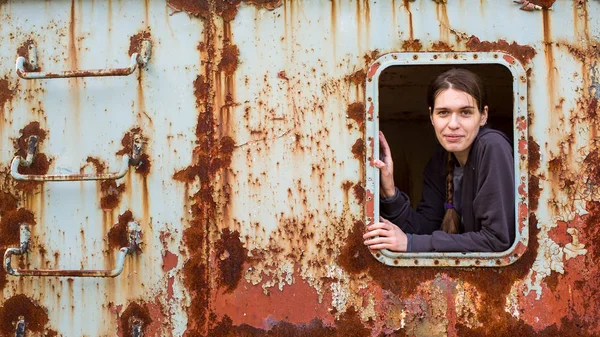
[363,217,408,252]
[373,131,395,198]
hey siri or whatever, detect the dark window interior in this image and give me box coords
[379,64,514,208]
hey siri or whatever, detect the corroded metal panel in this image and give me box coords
[0,0,598,336]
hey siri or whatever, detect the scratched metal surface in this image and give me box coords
[0,0,599,336]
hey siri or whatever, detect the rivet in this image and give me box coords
[367,97,372,102]
[433,55,438,59]
[453,55,459,59]
[475,260,481,265]
[414,260,419,265]
[473,54,478,59]
[434,260,439,265]
[520,96,525,101]
[413,54,418,60]
[393,259,399,265]
[392,54,398,60]
[493,54,499,58]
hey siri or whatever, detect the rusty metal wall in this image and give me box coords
[0,0,599,336]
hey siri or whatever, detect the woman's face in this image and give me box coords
[430,88,488,166]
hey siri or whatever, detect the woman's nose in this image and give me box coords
[448,112,460,129]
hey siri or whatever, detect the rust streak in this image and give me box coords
[466,36,537,65]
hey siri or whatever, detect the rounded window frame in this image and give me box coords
[364,52,529,267]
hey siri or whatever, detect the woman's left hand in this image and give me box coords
[363,217,408,252]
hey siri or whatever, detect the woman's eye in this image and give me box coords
[437,110,449,116]
[461,110,472,115]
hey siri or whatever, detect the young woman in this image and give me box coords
[363,68,515,252]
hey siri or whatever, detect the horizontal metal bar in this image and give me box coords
[4,247,131,278]
[11,155,132,181]
[15,53,139,79]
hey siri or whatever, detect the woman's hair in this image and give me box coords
[427,68,487,234]
[427,68,488,112]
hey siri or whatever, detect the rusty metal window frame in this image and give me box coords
[364,52,529,267]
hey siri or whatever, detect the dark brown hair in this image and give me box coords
[427,68,487,234]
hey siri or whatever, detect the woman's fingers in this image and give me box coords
[379,131,392,159]
[363,229,389,239]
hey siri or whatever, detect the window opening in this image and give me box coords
[364,52,529,267]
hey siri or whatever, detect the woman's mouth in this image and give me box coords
[444,135,463,142]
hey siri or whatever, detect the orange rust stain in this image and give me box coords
[548,219,572,246]
[351,139,365,160]
[16,40,38,71]
[218,44,239,76]
[346,69,367,88]
[367,62,380,79]
[107,210,134,250]
[213,275,335,329]
[162,250,178,273]
[363,50,382,66]
[402,0,414,39]
[518,203,528,232]
[85,156,106,173]
[14,122,47,158]
[518,139,527,155]
[529,0,556,8]
[436,1,449,43]
[431,41,453,52]
[0,191,18,215]
[100,180,126,211]
[0,294,49,335]
[116,127,142,156]
[503,54,516,65]
[167,0,282,20]
[214,229,247,293]
[0,192,32,290]
[128,30,151,58]
[0,208,35,247]
[208,306,369,336]
[116,128,151,176]
[367,102,374,121]
[0,78,14,111]
[347,102,365,126]
[466,36,537,65]
[513,211,599,335]
[365,190,374,219]
[402,39,422,52]
[340,211,542,336]
[117,301,161,337]
[353,183,365,203]
[517,116,527,132]
[13,153,50,193]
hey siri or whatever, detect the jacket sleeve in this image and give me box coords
[411,137,514,252]
[380,151,446,235]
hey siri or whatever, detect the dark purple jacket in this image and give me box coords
[380,128,515,252]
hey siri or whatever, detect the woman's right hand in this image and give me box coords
[373,131,396,198]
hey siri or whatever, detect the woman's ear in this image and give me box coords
[480,106,489,126]
[429,107,433,125]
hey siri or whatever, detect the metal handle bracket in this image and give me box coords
[15,41,151,79]
[4,223,141,278]
[11,135,144,181]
